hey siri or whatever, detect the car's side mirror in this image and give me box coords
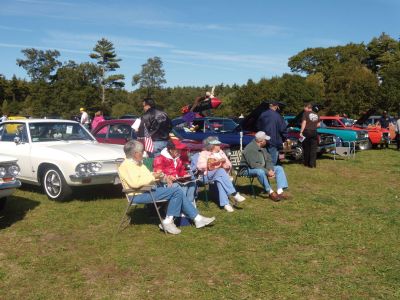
[14,136,21,144]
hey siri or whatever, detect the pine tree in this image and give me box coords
[89,38,125,106]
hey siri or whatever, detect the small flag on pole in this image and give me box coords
[143,124,154,153]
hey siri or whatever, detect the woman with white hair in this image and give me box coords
[197,136,246,212]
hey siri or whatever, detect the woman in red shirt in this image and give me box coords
[153,141,196,205]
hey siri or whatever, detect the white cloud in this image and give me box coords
[0,25,33,32]
[170,49,288,70]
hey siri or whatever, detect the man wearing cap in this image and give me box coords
[80,108,90,129]
[240,131,289,201]
[256,101,288,165]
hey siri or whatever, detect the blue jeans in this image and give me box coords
[242,166,288,192]
[172,182,196,205]
[267,146,279,165]
[206,168,236,206]
[130,186,198,219]
[150,140,168,157]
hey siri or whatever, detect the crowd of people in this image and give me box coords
[117,97,291,234]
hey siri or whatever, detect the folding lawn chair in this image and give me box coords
[116,160,168,233]
[231,150,257,198]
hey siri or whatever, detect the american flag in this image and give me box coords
[143,124,154,153]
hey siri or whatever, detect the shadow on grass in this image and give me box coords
[19,183,124,202]
[72,185,123,202]
[127,205,166,225]
[0,195,40,230]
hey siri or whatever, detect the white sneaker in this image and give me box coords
[224,204,234,212]
[233,193,246,203]
[159,222,181,235]
[194,216,216,228]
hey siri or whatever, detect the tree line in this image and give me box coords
[1,33,399,120]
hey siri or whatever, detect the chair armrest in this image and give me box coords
[122,185,155,194]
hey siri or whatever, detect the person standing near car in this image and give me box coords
[136,98,172,157]
[256,101,288,165]
[299,103,320,168]
[0,113,7,122]
[395,115,400,151]
[91,111,104,131]
[80,108,90,129]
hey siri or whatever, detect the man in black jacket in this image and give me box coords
[240,131,289,201]
[136,98,172,157]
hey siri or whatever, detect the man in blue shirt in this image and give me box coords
[256,101,288,165]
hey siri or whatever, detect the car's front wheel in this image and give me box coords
[359,140,372,150]
[292,146,303,161]
[42,167,72,201]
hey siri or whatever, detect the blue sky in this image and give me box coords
[0,0,399,89]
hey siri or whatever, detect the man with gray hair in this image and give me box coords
[240,131,289,201]
[118,140,215,234]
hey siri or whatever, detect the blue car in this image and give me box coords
[172,117,254,150]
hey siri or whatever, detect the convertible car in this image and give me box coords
[172,117,255,150]
[0,154,21,210]
[0,119,124,201]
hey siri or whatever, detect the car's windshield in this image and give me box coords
[342,118,354,126]
[208,119,238,133]
[29,122,94,142]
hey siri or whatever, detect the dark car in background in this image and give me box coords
[173,117,255,150]
[92,119,230,164]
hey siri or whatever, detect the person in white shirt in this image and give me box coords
[80,108,89,129]
[395,116,400,151]
[0,114,7,122]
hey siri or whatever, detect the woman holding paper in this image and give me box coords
[299,103,320,168]
[197,136,246,212]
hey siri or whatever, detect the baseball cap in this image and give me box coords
[255,131,271,141]
[208,139,222,145]
[204,136,222,145]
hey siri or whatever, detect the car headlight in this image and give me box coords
[88,162,102,173]
[76,163,87,175]
[8,165,20,177]
[0,167,6,178]
[75,162,102,176]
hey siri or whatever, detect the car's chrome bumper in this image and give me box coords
[69,172,119,186]
[0,180,22,198]
[317,143,336,153]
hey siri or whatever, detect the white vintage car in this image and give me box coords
[0,154,21,210]
[0,119,124,201]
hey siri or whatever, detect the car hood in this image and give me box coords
[40,142,124,161]
[0,154,18,163]
[241,101,271,131]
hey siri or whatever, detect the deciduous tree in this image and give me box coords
[132,56,166,98]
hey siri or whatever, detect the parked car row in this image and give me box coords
[0,107,396,206]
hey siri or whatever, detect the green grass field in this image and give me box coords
[1,148,400,299]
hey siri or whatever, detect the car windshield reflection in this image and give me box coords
[29,122,93,142]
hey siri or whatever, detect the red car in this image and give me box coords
[320,115,390,149]
[91,119,230,164]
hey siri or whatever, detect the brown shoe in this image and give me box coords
[278,192,290,200]
[269,192,280,202]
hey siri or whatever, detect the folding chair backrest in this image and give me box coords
[229,150,243,172]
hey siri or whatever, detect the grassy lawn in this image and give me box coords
[1,147,400,299]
